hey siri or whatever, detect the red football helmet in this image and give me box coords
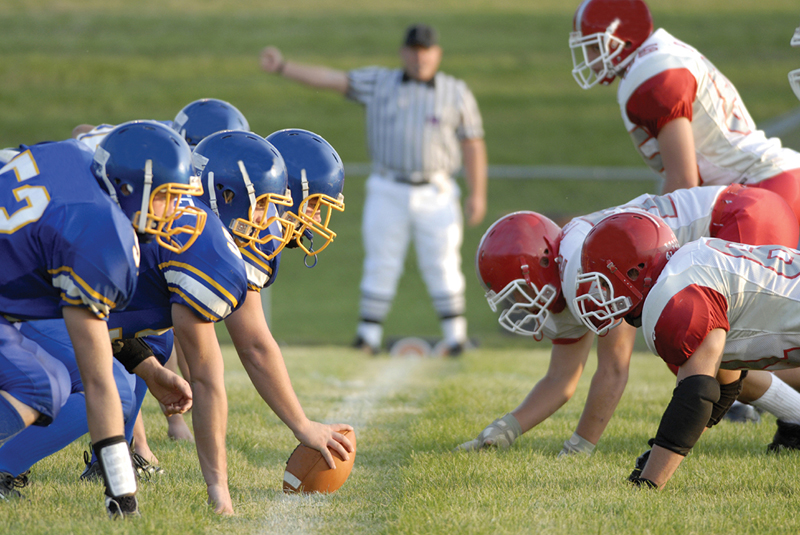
[476,211,565,340]
[570,0,654,89]
[574,210,678,335]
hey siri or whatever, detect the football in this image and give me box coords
[282,428,357,494]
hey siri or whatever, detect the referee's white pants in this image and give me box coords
[359,173,466,326]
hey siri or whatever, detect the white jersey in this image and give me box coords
[549,186,726,342]
[618,29,800,185]
[641,238,800,371]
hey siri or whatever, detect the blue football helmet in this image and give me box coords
[265,129,345,256]
[193,130,294,261]
[92,120,206,253]
[172,99,250,147]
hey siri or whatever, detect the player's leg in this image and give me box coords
[356,175,413,353]
[411,181,467,355]
[710,184,799,247]
[737,369,800,451]
[0,318,71,498]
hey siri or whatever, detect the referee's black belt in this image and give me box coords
[382,170,447,186]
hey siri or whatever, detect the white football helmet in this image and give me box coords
[790,25,800,101]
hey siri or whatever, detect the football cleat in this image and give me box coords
[767,420,800,453]
[80,449,102,482]
[0,471,26,500]
[352,336,380,356]
[105,495,140,519]
[131,451,164,480]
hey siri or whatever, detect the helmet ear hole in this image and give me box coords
[222,189,235,204]
[540,257,549,268]
[627,267,640,281]
[120,184,133,196]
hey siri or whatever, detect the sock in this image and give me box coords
[356,321,383,349]
[0,392,86,475]
[441,316,467,347]
[0,394,26,449]
[750,375,800,424]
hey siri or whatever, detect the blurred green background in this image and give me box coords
[2,0,799,347]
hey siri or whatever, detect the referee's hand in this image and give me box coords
[465,192,487,227]
[261,46,284,74]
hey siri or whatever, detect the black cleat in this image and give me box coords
[80,449,102,482]
[105,495,140,519]
[768,420,800,453]
[352,336,380,356]
[0,472,26,500]
[132,451,164,480]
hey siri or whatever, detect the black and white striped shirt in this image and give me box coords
[346,67,484,176]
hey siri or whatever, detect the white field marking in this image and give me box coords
[258,357,423,534]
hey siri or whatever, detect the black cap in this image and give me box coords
[403,23,438,48]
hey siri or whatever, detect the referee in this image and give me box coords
[261,23,488,356]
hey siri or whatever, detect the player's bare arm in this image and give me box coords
[639,328,727,488]
[63,306,126,442]
[224,290,353,470]
[571,321,637,448]
[461,137,488,227]
[456,333,593,451]
[657,117,700,194]
[171,303,232,515]
[261,46,349,94]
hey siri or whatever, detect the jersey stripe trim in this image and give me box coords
[158,260,240,309]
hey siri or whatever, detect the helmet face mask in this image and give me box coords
[573,271,631,335]
[570,25,628,89]
[486,278,558,339]
[193,131,295,261]
[283,191,345,256]
[93,121,206,254]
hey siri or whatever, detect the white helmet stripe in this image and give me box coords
[238,160,257,211]
[93,146,118,204]
[138,159,153,233]
[207,171,219,216]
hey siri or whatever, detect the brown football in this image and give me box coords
[282,428,357,494]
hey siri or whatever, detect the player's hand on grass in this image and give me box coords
[455,413,522,452]
[295,421,354,470]
[557,432,595,457]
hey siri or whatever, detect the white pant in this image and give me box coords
[359,173,466,324]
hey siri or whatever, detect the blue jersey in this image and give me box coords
[0,140,139,321]
[106,199,247,339]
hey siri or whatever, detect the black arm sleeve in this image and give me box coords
[112,337,155,374]
[654,374,720,456]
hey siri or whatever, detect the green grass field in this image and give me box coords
[2,1,800,533]
[4,345,800,534]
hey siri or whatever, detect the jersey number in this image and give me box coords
[0,151,49,234]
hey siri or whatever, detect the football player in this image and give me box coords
[575,210,800,488]
[0,120,198,517]
[458,184,800,455]
[570,0,800,224]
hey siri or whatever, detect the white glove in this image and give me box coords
[557,432,595,457]
[455,413,522,452]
